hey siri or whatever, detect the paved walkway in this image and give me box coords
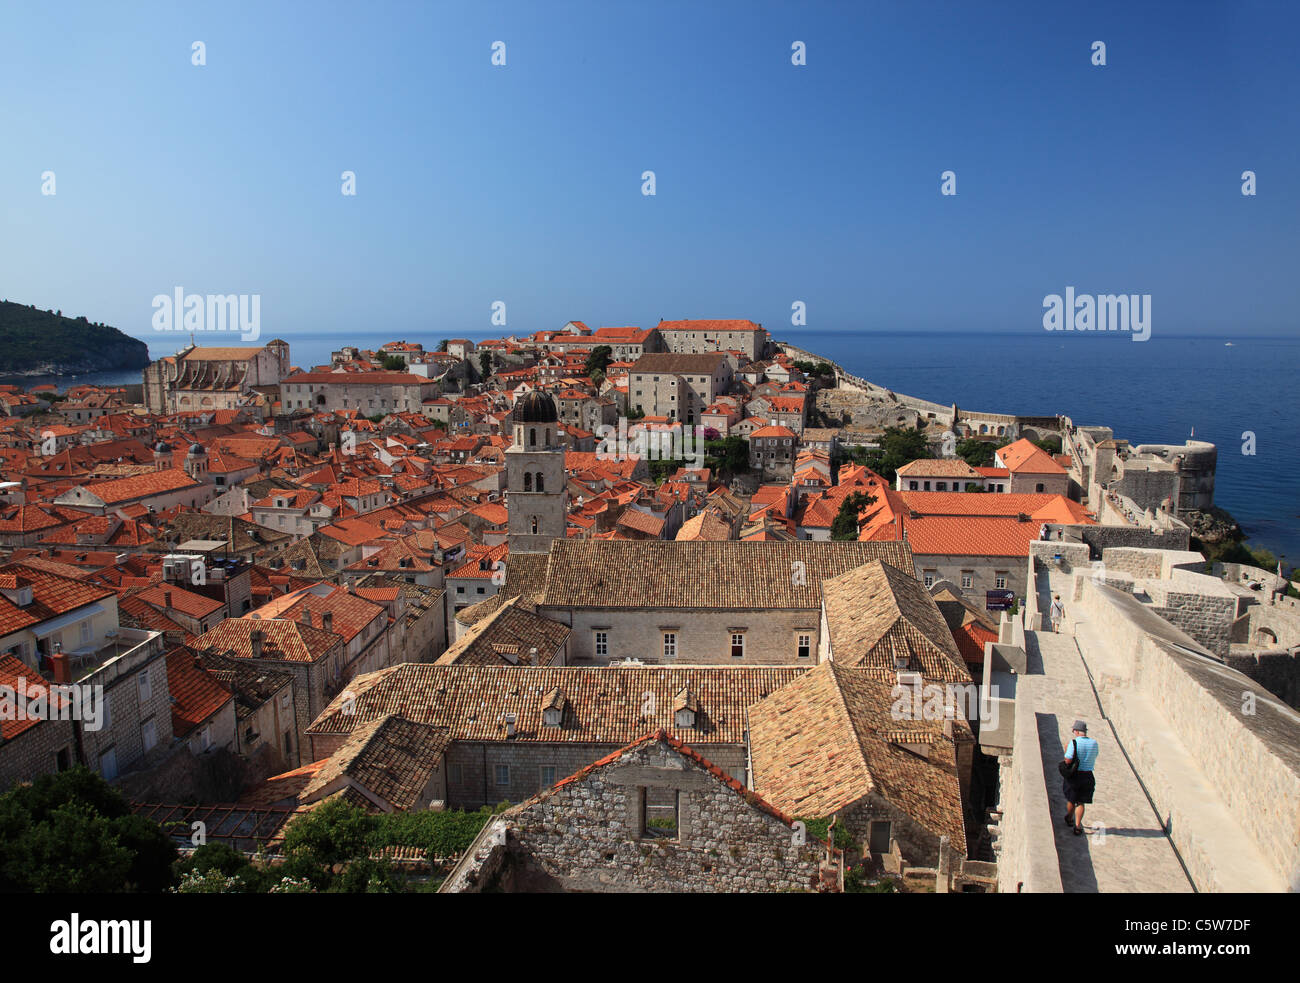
[1025,627,1193,893]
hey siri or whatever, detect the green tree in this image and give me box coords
[830,492,877,541]
[857,427,931,483]
[282,797,373,871]
[0,767,177,892]
[955,438,996,468]
[381,354,406,371]
[479,351,493,379]
[585,345,613,378]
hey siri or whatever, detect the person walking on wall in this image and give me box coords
[1049,594,1064,633]
[1061,720,1099,836]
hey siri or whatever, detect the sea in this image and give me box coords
[6,329,1296,566]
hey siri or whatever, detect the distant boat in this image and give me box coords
[1225,342,1234,346]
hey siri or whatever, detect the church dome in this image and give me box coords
[512,391,558,423]
[188,443,206,455]
[154,441,171,453]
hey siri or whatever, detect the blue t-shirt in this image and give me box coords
[1065,736,1099,772]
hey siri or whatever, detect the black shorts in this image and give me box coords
[1063,771,1095,805]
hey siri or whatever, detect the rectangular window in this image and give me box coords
[594,631,608,658]
[797,633,812,659]
[99,749,118,781]
[923,570,936,588]
[137,671,152,702]
[450,763,463,784]
[141,718,157,753]
[995,573,1008,590]
[201,725,213,751]
[80,620,92,646]
[730,632,745,659]
[869,821,892,854]
[961,572,973,590]
[495,764,510,786]
[641,787,679,840]
[663,632,676,659]
[540,765,557,787]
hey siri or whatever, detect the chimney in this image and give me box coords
[504,713,517,738]
[301,609,312,628]
[49,651,72,685]
[163,590,173,608]
[250,630,265,658]
[322,612,333,633]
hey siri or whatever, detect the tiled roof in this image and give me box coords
[996,437,1067,475]
[75,468,200,505]
[657,319,762,334]
[749,425,796,439]
[674,511,732,542]
[748,662,966,848]
[0,654,64,740]
[537,539,914,609]
[629,352,728,374]
[435,597,570,667]
[896,458,981,478]
[182,346,267,361]
[165,647,234,737]
[307,664,807,745]
[136,583,225,620]
[615,508,665,537]
[0,562,115,637]
[287,371,431,385]
[821,560,970,683]
[194,617,339,663]
[301,714,450,811]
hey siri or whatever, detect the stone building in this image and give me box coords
[278,370,438,416]
[749,662,971,868]
[304,663,807,807]
[656,319,767,362]
[193,618,348,766]
[443,731,822,893]
[628,352,732,424]
[748,425,797,479]
[530,539,916,665]
[0,653,77,790]
[143,341,290,415]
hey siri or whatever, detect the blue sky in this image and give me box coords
[2,0,1297,349]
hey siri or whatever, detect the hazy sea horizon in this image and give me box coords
[6,328,1295,566]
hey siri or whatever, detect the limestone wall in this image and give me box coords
[496,740,821,892]
[994,662,1064,893]
[1100,547,1165,580]
[1077,581,1300,891]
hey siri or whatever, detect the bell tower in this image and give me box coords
[506,391,566,553]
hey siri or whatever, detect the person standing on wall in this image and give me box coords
[1049,594,1064,632]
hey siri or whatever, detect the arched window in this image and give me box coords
[530,516,539,534]
[523,472,532,492]
[535,473,545,493]
[529,427,537,447]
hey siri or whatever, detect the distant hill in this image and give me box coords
[0,300,151,376]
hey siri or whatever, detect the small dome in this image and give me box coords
[154,441,170,453]
[512,391,558,423]
[189,443,206,455]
